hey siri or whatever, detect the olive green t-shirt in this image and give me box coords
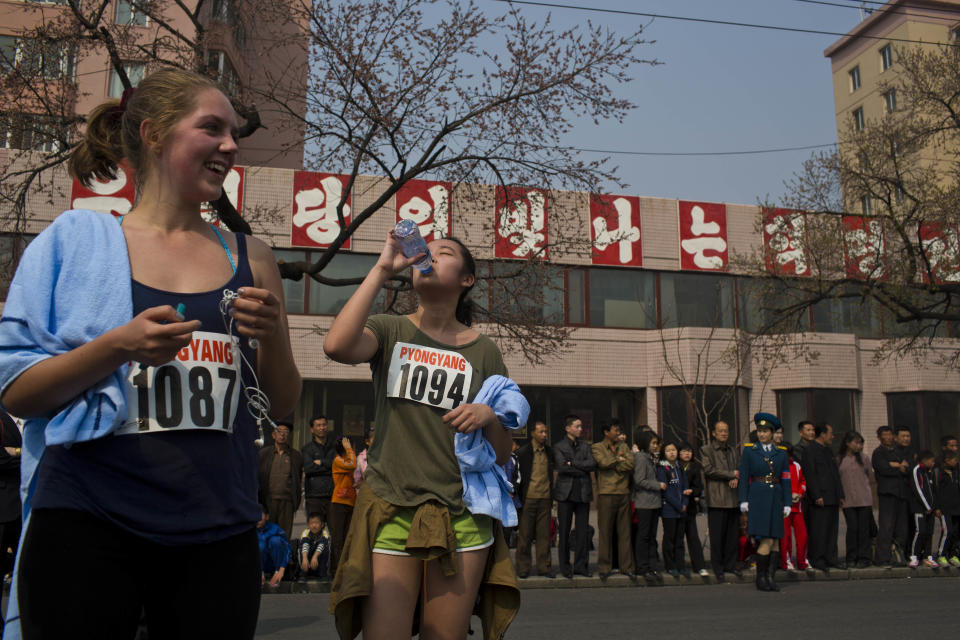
[363,314,508,512]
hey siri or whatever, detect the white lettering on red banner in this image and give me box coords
[386,341,473,411]
[842,216,885,279]
[919,222,960,283]
[70,165,136,216]
[495,186,548,259]
[396,179,451,240]
[590,194,642,266]
[679,201,728,270]
[291,171,351,249]
[762,208,809,276]
[201,167,245,226]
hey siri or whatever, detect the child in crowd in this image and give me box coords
[934,451,960,567]
[657,442,690,578]
[780,443,809,570]
[908,450,940,568]
[299,513,331,579]
[258,506,291,587]
[678,442,708,577]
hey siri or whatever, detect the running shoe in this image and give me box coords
[698,569,709,577]
[949,556,960,567]
[907,555,920,568]
[785,558,796,571]
[923,556,939,568]
[937,556,950,568]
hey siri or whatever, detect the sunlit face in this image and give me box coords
[532,422,548,445]
[820,424,834,445]
[566,419,583,440]
[273,425,291,446]
[311,419,328,440]
[648,437,661,455]
[773,429,784,444]
[879,430,895,447]
[308,518,323,535]
[800,423,816,442]
[847,437,864,454]
[945,439,959,454]
[713,422,729,443]
[679,448,693,463]
[757,428,773,445]
[150,88,238,205]
[605,425,622,443]
[896,430,911,447]
[414,239,474,294]
[663,443,678,462]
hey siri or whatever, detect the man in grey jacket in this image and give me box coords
[553,414,597,578]
[701,421,742,579]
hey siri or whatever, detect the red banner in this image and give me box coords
[201,166,245,226]
[70,165,136,217]
[679,201,728,270]
[842,216,885,279]
[919,222,960,284]
[291,171,351,249]
[590,194,642,267]
[495,186,548,259]
[762,208,809,276]
[395,179,452,241]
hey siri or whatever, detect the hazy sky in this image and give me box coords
[505,0,870,206]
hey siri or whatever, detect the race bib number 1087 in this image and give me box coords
[116,331,242,436]
[386,342,474,411]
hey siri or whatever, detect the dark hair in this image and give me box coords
[260,503,270,516]
[895,425,911,435]
[783,442,795,459]
[307,513,323,522]
[838,431,865,465]
[638,424,653,432]
[311,415,327,424]
[447,237,476,327]
[748,429,758,443]
[601,421,620,434]
[563,414,581,429]
[275,421,293,430]
[637,430,660,454]
[941,435,958,447]
[918,449,936,462]
[678,440,693,453]
[335,437,347,457]
[69,67,220,189]
[876,425,893,438]
[798,420,814,432]
[814,422,831,438]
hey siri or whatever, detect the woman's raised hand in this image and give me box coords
[113,305,201,366]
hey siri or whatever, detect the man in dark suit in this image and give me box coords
[515,420,554,578]
[802,422,845,571]
[553,414,596,578]
[0,411,21,578]
[257,422,303,541]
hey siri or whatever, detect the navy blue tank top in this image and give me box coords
[32,233,261,545]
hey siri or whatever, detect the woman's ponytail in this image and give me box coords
[449,236,477,327]
[68,99,125,187]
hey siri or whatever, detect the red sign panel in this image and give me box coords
[842,215,885,279]
[291,171,351,249]
[762,208,809,276]
[919,222,960,284]
[395,179,452,241]
[590,194,642,267]
[70,165,136,217]
[495,186,548,259]
[678,201,728,270]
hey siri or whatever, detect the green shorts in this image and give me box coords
[373,508,493,555]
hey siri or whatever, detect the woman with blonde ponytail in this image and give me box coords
[0,68,300,639]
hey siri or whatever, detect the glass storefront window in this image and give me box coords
[308,253,383,315]
[659,386,746,450]
[487,262,564,325]
[887,392,960,450]
[776,388,858,447]
[274,249,306,314]
[660,272,735,329]
[587,268,655,328]
[567,268,586,325]
[521,385,641,446]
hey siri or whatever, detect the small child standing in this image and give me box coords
[908,450,940,568]
[298,513,331,579]
[780,443,809,570]
[657,442,690,578]
[934,451,960,567]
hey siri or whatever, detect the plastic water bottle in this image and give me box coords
[394,219,433,274]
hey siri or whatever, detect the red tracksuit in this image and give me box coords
[781,460,809,569]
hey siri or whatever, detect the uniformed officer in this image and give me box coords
[739,413,792,591]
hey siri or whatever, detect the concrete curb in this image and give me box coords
[263,565,960,594]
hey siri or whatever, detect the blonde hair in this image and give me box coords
[68,67,221,188]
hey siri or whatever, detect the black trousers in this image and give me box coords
[843,506,873,563]
[557,500,590,574]
[911,512,935,558]
[876,494,909,563]
[19,508,261,640]
[808,504,840,566]
[707,507,739,574]
[633,508,660,573]
[683,512,706,571]
[661,517,686,571]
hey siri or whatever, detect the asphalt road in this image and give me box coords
[256,577,960,639]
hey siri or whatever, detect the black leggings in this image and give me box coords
[18,508,261,640]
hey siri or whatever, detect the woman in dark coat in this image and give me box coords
[738,413,792,591]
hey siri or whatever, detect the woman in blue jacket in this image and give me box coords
[657,442,690,577]
[739,413,792,591]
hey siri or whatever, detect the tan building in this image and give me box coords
[0,0,307,168]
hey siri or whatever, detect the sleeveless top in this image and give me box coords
[31,232,261,545]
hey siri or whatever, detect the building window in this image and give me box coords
[108,62,145,97]
[212,0,245,47]
[777,389,858,446]
[523,385,641,445]
[860,195,872,215]
[308,253,386,315]
[274,249,307,314]
[659,386,747,449]
[116,0,148,26]
[887,392,960,450]
[853,107,865,131]
[884,89,897,113]
[566,268,586,325]
[0,113,66,152]
[586,267,656,328]
[659,272,735,329]
[880,44,893,71]
[811,288,882,337]
[0,36,75,79]
[487,262,565,325]
[849,66,861,92]
[206,50,240,97]
[894,183,905,203]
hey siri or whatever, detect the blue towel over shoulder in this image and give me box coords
[455,375,530,527]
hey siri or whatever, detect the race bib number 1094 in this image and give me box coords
[116,331,242,436]
[386,342,474,411]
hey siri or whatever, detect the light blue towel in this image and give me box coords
[0,209,133,638]
[455,375,530,527]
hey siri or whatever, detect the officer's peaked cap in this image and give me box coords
[753,412,781,432]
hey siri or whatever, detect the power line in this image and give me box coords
[564,142,837,157]
[494,0,960,47]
